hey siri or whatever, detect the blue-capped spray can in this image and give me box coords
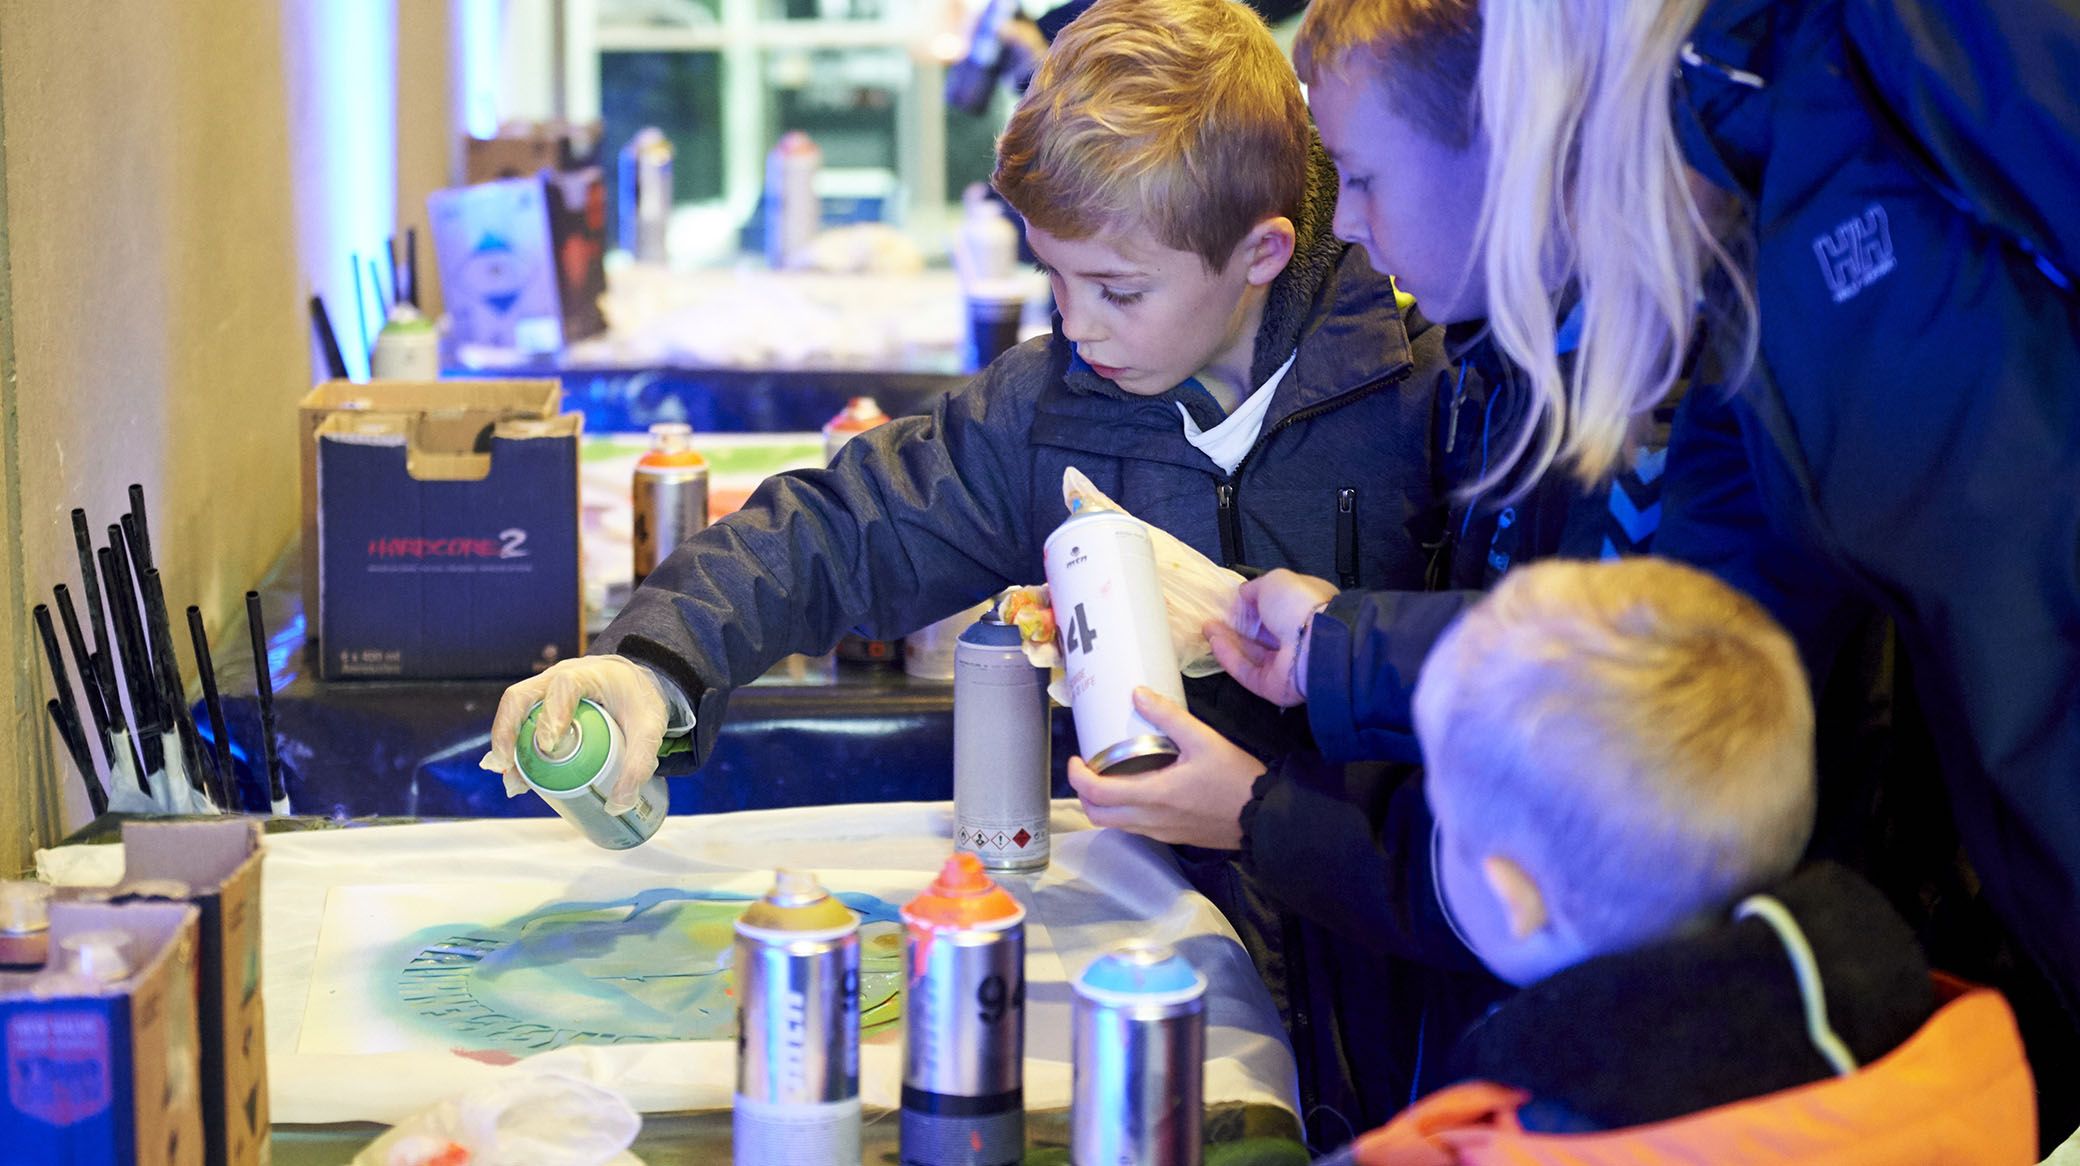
[900,852,1026,1165]
[515,698,669,849]
[734,869,862,1165]
[954,608,1051,871]
[1072,940,1207,1166]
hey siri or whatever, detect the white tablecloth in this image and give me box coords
[39,801,1298,1127]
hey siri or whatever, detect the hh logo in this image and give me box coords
[1813,204,1896,303]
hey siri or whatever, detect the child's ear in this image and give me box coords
[1240,216,1297,287]
[1481,854,1549,941]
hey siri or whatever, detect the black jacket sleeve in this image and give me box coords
[1241,753,1486,971]
[590,343,1049,767]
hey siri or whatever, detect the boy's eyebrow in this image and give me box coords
[1031,258,1146,282]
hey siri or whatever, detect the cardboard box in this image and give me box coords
[464,120,602,186]
[308,382,582,679]
[104,821,269,1166]
[298,379,568,666]
[1,900,204,1165]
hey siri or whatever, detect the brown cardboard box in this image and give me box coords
[297,379,564,665]
[1,900,204,1165]
[464,120,602,185]
[114,821,268,1166]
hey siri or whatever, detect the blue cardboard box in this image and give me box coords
[311,382,581,680]
[1,900,204,1165]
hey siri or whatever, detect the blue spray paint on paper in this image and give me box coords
[392,888,904,1053]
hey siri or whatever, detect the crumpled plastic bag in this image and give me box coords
[1001,467,1250,680]
[350,1072,643,1166]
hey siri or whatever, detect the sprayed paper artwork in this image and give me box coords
[297,878,907,1057]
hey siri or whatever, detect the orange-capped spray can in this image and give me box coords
[822,395,890,465]
[900,853,1026,1165]
[632,422,708,586]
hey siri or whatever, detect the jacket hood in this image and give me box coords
[1448,862,1936,1132]
[1059,133,1416,427]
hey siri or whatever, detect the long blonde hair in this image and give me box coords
[1475,0,1757,493]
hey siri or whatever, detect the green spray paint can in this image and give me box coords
[515,698,669,849]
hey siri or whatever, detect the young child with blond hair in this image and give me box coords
[486,0,1463,1134]
[1326,557,2034,1162]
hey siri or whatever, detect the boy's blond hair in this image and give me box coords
[1414,558,1816,950]
[1291,0,1481,148]
[992,0,1308,269]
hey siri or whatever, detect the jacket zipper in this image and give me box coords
[1336,488,1358,588]
[1215,482,1241,564]
[1214,364,1414,570]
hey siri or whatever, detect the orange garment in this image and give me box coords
[1349,980,2034,1165]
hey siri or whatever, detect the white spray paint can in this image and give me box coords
[1041,503,1185,774]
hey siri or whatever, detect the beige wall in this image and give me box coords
[0,2,459,870]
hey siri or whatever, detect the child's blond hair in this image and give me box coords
[1414,557,1815,950]
[992,0,1308,269]
[1291,0,1481,149]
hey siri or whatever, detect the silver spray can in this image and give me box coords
[900,853,1026,1165]
[514,698,670,849]
[632,422,709,586]
[1072,940,1207,1166]
[618,126,673,263]
[734,869,861,1165]
[1042,505,1187,774]
[955,608,1051,870]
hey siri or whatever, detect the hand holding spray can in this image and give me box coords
[1072,940,1207,1166]
[954,607,1051,870]
[632,422,708,586]
[514,698,670,849]
[1043,502,1187,774]
[900,853,1026,1165]
[735,870,862,1165]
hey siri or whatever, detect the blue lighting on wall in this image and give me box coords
[460,0,504,140]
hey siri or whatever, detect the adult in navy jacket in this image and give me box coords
[1225,0,2080,1140]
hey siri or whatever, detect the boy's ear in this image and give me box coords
[1239,216,1297,287]
[1481,854,1549,941]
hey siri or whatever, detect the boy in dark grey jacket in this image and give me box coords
[484,0,1459,1135]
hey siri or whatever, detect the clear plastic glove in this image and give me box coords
[1204,569,1339,708]
[350,1072,642,1166]
[481,655,670,814]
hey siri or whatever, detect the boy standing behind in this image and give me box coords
[1330,558,2033,1161]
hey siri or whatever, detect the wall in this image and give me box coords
[0,1,461,871]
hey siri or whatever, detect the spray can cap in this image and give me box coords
[739,869,859,936]
[641,422,705,466]
[902,853,1024,931]
[515,700,615,792]
[1076,938,1206,1007]
[0,882,51,936]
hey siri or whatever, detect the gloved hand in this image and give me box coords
[482,655,671,814]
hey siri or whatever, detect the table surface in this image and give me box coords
[270,1102,1308,1164]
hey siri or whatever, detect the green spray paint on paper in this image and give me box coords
[392,888,904,1053]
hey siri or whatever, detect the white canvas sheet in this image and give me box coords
[39,801,1297,1127]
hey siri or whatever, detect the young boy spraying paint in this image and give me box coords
[484,0,1460,1130]
[1323,557,2034,1162]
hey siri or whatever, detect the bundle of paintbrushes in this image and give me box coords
[34,484,290,818]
